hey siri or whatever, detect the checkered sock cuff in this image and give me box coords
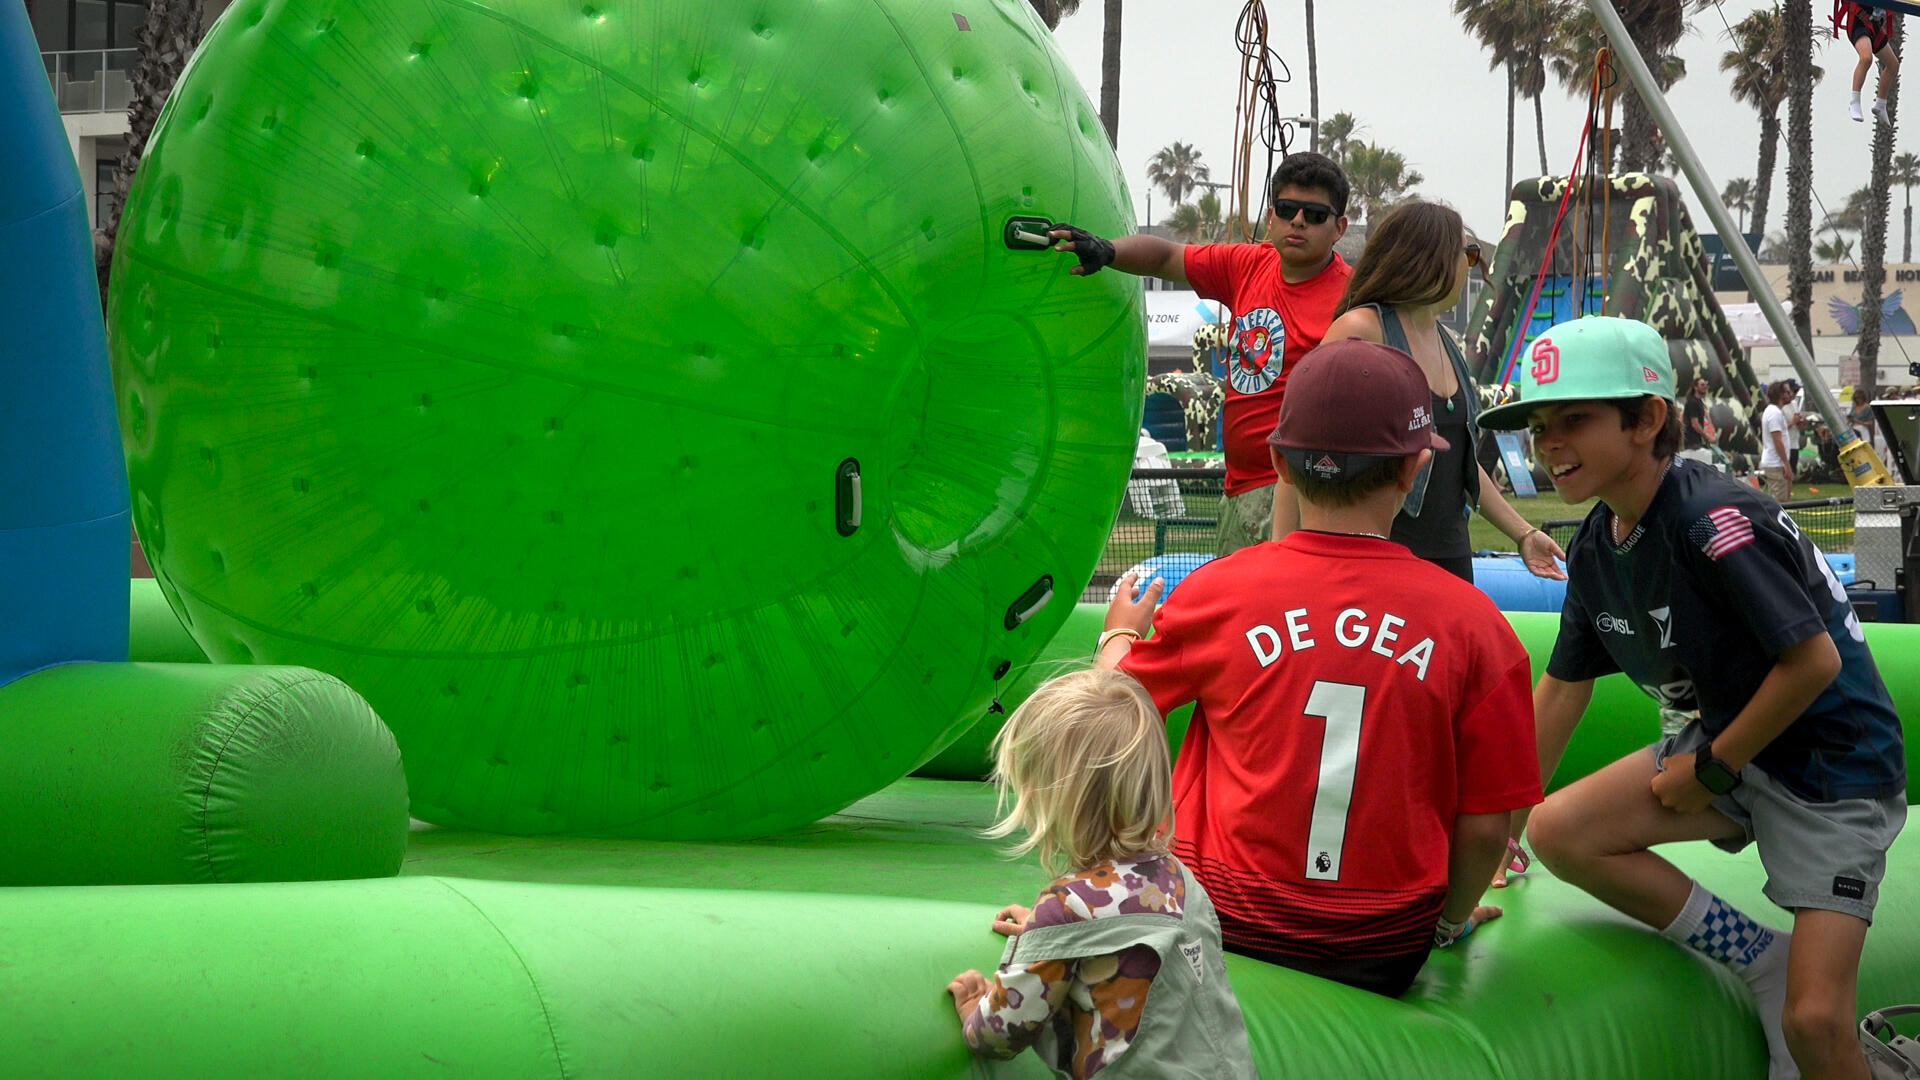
[1684,895,1778,970]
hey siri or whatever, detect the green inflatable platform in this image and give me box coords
[1,776,1913,1077]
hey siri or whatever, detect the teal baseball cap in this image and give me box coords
[1477,316,1677,431]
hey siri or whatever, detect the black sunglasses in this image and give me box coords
[1271,199,1335,226]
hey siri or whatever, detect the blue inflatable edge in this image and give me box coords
[0,0,133,687]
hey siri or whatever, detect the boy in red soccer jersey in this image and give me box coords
[1095,338,1542,996]
[1049,153,1352,554]
[1478,317,1906,1080]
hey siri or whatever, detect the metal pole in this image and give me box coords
[1583,0,1895,485]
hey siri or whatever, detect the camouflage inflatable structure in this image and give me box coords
[1144,368,1225,453]
[1466,174,1764,466]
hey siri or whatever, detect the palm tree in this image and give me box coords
[1815,234,1856,263]
[1098,0,1121,146]
[1456,1,1569,190]
[1543,7,1688,173]
[1893,151,1920,263]
[1784,0,1816,349]
[1515,2,1565,175]
[1820,204,1850,240]
[1147,143,1210,209]
[1024,0,1081,30]
[1628,52,1689,172]
[1305,1,1320,153]
[1454,0,1525,200]
[1345,143,1424,223]
[1723,177,1755,234]
[1831,185,1875,234]
[1615,21,1689,174]
[1318,112,1364,167]
[1856,19,1901,399]
[1547,9,1615,170]
[1721,8,1819,244]
[93,0,207,300]
[1167,191,1227,243]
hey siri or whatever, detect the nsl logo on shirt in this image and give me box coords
[1596,608,1678,644]
[1595,612,1635,635]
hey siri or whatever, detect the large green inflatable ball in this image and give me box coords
[108,0,1143,837]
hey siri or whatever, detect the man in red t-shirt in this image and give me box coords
[1095,339,1543,997]
[1049,153,1353,554]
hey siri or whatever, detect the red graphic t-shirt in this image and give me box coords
[1184,244,1352,495]
[1120,531,1541,963]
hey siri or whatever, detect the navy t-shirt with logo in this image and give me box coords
[1547,458,1905,801]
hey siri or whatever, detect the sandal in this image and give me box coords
[1505,838,1531,877]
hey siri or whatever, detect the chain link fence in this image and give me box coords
[1086,469,1226,602]
[1536,495,1856,554]
[1085,470,1857,603]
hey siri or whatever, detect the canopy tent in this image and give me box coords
[1720,302,1782,349]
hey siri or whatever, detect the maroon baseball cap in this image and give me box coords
[1267,338,1449,481]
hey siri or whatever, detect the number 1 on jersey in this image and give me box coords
[1303,681,1365,881]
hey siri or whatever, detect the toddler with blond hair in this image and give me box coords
[946,667,1255,1079]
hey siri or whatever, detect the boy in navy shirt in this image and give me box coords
[1478,317,1906,1080]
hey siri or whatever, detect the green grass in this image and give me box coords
[1103,483,1854,572]
[1471,482,1854,553]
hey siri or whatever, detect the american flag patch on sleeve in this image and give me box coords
[1689,506,1756,560]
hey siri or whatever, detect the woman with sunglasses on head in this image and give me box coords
[1320,199,1566,583]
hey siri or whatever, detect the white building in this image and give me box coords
[28,0,233,227]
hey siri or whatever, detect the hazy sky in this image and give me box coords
[1048,1,1907,243]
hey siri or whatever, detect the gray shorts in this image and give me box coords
[1216,482,1275,556]
[1653,725,1907,922]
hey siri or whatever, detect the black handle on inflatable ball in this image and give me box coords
[1003,216,1054,250]
[1004,575,1055,630]
[834,458,861,536]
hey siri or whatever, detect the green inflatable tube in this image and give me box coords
[924,606,1919,800]
[0,662,409,885]
[1,779,1914,1077]
[128,577,206,663]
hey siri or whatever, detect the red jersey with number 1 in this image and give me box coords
[1119,531,1541,963]
[1184,244,1351,495]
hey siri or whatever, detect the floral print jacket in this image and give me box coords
[962,853,1187,1078]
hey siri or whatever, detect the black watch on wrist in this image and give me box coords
[1694,747,1743,796]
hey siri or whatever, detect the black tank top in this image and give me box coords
[1371,305,1478,562]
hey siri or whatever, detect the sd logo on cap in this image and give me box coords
[1478,316,1676,431]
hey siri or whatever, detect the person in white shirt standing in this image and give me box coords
[1758,380,1799,502]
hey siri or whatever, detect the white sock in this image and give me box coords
[1662,882,1797,1078]
[1854,90,1864,103]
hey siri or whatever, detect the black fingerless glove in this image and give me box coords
[1052,222,1116,275]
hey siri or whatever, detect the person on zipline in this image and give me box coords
[1836,0,1900,124]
